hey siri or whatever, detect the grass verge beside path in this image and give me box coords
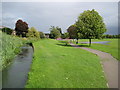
[26,39,107,88]
[77,39,119,60]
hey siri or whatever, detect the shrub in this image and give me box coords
[2,27,13,35]
[26,27,40,39]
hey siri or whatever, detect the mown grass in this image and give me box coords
[76,39,119,60]
[1,31,23,70]
[26,39,107,88]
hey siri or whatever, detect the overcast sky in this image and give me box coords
[2,2,118,34]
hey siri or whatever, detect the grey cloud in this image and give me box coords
[2,2,118,34]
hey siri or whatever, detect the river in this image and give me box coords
[2,45,33,88]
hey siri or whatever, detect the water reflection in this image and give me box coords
[2,46,33,88]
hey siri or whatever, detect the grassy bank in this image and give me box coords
[1,31,23,70]
[26,39,107,88]
[76,39,119,60]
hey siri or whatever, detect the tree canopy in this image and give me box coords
[49,26,61,39]
[15,19,29,37]
[2,27,13,35]
[26,27,40,38]
[61,32,69,39]
[56,26,62,34]
[39,31,45,39]
[76,9,107,46]
[67,25,80,43]
[67,25,78,39]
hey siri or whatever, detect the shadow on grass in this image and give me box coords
[56,43,90,47]
[56,44,72,47]
[78,44,90,47]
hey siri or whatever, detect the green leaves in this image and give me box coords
[26,27,40,39]
[49,26,61,39]
[67,25,78,39]
[76,9,107,39]
[1,32,23,69]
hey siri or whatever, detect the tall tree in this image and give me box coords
[76,9,107,46]
[15,19,29,37]
[49,26,61,39]
[61,32,69,39]
[67,25,77,39]
[39,31,45,39]
[56,26,62,34]
[67,25,79,43]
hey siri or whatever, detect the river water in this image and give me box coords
[2,45,33,88]
[80,41,110,45]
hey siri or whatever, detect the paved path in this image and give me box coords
[70,43,118,88]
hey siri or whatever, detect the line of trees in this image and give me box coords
[1,19,46,39]
[1,9,119,46]
[102,34,120,39]
[15,19,46,39]
[49,9,108,46]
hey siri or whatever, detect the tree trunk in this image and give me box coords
[76,38,78,44]
[89,38,91,46]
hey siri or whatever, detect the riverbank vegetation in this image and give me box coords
[26,39,107,88]
[1,31,23,70]
[1,31,43,70]
[1,19,45,70]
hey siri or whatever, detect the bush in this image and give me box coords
[2,27,13,35]
[26,27,40,39]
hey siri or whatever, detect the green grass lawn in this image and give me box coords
[26,39,107,88]
[77,39,119,60]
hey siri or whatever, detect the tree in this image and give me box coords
[26,27,40,38]
[101,34,106,39]
[118,34,120,38]
[56,26,62,34]
[67,25,77,39]
[49,26,61,39]
[2,27,13,35]
[76,9,107,46]
[61,32,69,39]
[39,31,45,39]
[67,25,79,44]
[15,19,29,37]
